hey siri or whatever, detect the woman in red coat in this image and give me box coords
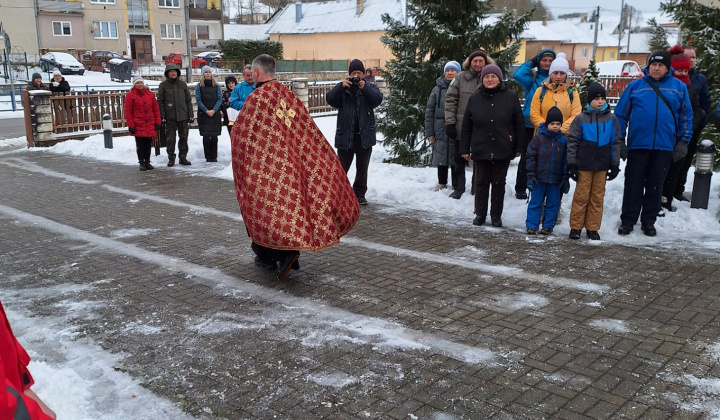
[1,302,56,419]
[125,75,161,171]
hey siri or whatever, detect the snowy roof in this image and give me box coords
[618,29,680,54]
[267,0,406,34]
[223,23,271,40]
[520,21,572,42]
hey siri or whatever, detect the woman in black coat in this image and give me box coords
[460,64,525,227]
[195,66,222,162]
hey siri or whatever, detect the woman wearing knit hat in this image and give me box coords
[425,60,460,191]
[125,74,161,171]
[660,46,705,212]
[459,63,525,228]
[49,69,70,94]
[195,66,223,162]
[221,75,238,135]
[26,73,48,91]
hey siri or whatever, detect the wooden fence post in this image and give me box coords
[22,91,35,148]
[292,78,309,110]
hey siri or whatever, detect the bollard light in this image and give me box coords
[102,114,113,149]
[690,139,715,209]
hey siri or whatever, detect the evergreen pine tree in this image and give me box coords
[378,1,534,165]
[577,58,599,108]
[647,17,669,52]
[661,0,720,157]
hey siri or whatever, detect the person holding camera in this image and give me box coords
[326,59,384,205]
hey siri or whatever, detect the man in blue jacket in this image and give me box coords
[615,51,693,237]
[512,48,555,199]
[229,65,255,111]
[326,59,383,205]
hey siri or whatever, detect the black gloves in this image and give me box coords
[620,142,628,161]
[607,165,620,181]
[189,117,194,124]
[560,176,570,194]
[568,165,578,182]
[128,127,136,134]
[445,124,457,140]
[527,172,537,192]
[531,56,539,68]
[161,118,167,124]
[155,124,162,132]
[672,141,688,162]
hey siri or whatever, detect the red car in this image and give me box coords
[164,53,208,69]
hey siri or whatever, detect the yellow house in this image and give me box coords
[267,0,406,69]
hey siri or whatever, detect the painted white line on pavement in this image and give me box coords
[0,203,496,366]
[2,157,99,185]
[341,237,610,295]
[1,156,609,295]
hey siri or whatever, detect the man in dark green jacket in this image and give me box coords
[157,63,194,166]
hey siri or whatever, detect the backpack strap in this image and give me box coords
[540,86,574,104]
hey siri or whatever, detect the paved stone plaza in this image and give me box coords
[1,144,719,419]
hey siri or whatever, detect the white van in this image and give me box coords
[595,60,643,78]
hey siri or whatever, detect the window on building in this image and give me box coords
[161,23,182,39]
[581,47,588,59]
[92,21,118,39]
[191,0,207,7]
[127,0,150,29]
[195,25,209,40]
[610,51,616,60]
[159,0,179,7]
[90,0,115,3]
[52,21,72,36]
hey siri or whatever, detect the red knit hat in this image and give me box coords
[669,45,691,71]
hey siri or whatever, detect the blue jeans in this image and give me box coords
[526,182,561,229]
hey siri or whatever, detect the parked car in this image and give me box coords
[196,51,223,67]
[164,53,208,69]
[594,60,643,78]
[83,50,124,72]
[39,52,85,75]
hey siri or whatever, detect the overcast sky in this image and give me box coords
[544,0,664,18]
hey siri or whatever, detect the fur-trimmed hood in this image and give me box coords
[461,54,496,71]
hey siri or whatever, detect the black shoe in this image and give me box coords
[254,256,277,271]
[515,191,528,200]
[167,158,175,167]
[276,252,300,279]
[491,218,502,227]
[641,223,657,237]
[674,192,689,202]
[357,197,368,205]
[526,228,537,235]
[540,227,553,235]
[449,189,464,199]
[179,157,192,165]
[586,230,601,240]
[473,216,485,226]
[139,162,147,171]
[145,161,154,170]
[657,210,665,218]
[618,224,633,235]
[569,229,581,240]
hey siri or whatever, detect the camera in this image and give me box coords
[350,76,361,86]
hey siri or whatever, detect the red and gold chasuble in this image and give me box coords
[231,80,359,251]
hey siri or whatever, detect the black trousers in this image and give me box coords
[662,157,685,206]
[451,138,466,192]
[203,136,218,161]
[437,165,449,185]
[251,242,298,264]
[135,137,152,162]
[515,126,534,193]
[337,133,372,198]
[620,149,672,226]
[674,130,701,196]
[473,160,510,219]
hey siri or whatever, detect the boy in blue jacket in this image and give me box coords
[526,107,569,235]
[567,83,622,240]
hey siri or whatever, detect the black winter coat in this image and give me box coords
[49,78,70,94]
[459,83,524,161]
[325,82,383,150]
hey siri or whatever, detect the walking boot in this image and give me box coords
[139,161,147,171]
[179,157,192,165]
[167,156,175,167]
[276,252,300,279]
[449,189,464,199]
[145,160,154,170]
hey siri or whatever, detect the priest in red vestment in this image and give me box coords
[230,54,360,279]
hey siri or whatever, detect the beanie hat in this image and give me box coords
[669,45,691,71]
[201,65,213,75]
[536,48,556,61]
[52,68,62,77]
[225,75,238,86]
[443,60,461,74]
[131,75,144,85]
[348,59,365,75]
[545,106,564,125]
[548,52,569,75]
[586,82,606,103]
[32,72,42,81]
[480,64,503,80]
[648,51,672,70]
[467,49,488,63]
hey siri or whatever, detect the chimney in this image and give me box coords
[356,0,363,15]
[542,17,547,26]
[295,2,302,23]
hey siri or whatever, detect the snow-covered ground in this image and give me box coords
[2,110,720,418]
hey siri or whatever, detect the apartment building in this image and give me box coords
[0,0,41,56]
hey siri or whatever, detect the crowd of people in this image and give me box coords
[426,45,707,239]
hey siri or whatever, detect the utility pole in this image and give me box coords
[617,0,624,59]
[185,0,192,82]
[625,7,632,59]
[592,6,600,60]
